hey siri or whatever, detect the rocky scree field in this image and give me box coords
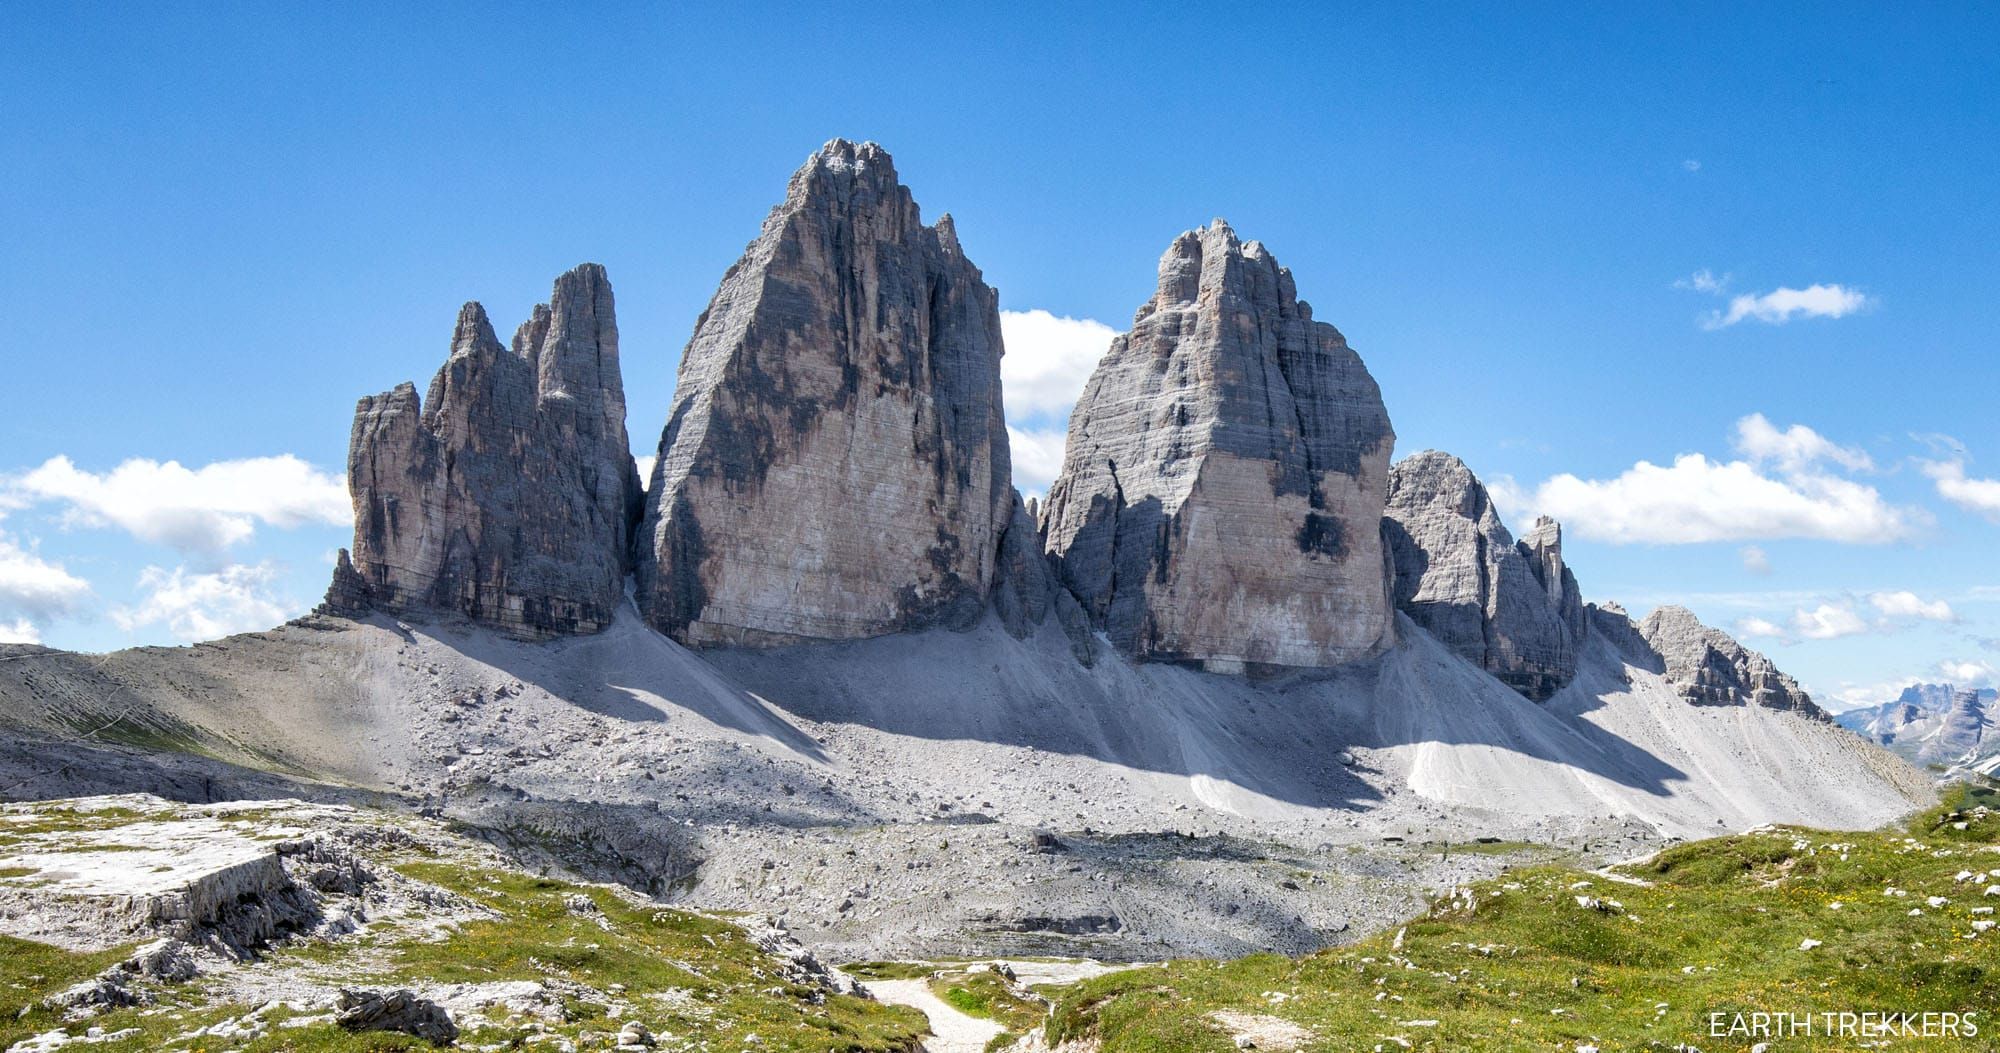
[1037,782,2000,1052]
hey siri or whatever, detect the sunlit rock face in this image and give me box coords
[1382,451,1586,700]
[635,140,1012,647]
[339,263,641,638]
[1041,220,1396,671]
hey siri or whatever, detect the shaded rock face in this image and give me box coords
[1040,221,1395,670]
[1918,689,1993,765]
[1635,605,1825,718]
[635,140,1012,647]
[1382,452,1586,701]
[340,264,641,638]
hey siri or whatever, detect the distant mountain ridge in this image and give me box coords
[1838,682,1997,769]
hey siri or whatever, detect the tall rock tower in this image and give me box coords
[1382,451,1586,700]
[1040,221,1396,670]
[635,140,1013,646]
[335,264,642,637]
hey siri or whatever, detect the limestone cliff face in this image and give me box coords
[1633,605,1825,718]
[338,264,641,637]
[634,140,1012,647]
[1040,221,1395,670]
[1918,689,1993,765]
[1382,451,1585,700]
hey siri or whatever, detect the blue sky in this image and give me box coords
[2,4,1996,710]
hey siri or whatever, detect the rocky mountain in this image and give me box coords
[633,140,1014,648]
[1837,683,2000,770]
[1918,689,1994,766]
[1382,451,1586,700]
[0,137,1922,975]
[335,263,641,638]
[1040,220,1397,671]
[1621,604,1825,717]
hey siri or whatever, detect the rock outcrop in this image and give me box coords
[1635,605,1825,718]
[1040,221,1396,670]
[338,264,641,637]
[635,139,1012,647]
[1382,451,1585,700]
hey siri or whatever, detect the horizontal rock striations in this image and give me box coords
[337,264,641,637]
[1634,605,1825,718]
[635,140,1013,647]
[1382,452,1586,700]
[1040,221,1396,671]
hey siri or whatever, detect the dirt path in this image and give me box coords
[865,978,1005,1053]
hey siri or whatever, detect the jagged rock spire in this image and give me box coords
[634,139,1012,646]
[336,263,641,637]
[1382,451,1586,700]
[1040,220,1397,670]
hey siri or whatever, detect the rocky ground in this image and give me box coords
[0,602,1930,966]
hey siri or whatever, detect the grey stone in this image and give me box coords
[1634,605,1825,718]
[1381,451,1583,700]
[635,139,1011,647]
[1918,689,1993,765]
[335,988,458,1045]
[339,264,641,638]
[1041,220,1396,670]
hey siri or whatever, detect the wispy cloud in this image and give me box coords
[5,455,350,557]
[1701,283,1871,329]
[1921,457,2000,521]
[1868,589,1956,623]
[1739,546,1772,575]
[1673,269,1727,293]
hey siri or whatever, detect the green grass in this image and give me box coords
[932,969,1046,1032]
[0,843,927,1053]
[1046,786,2000,1051]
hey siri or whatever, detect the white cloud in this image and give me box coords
[1921,459,2000,521]
[0,533,92,622]
[999,310,1116,420]
[1007,426,1070,498]
[1739,546,1772,575]
[111,563,293,642]
[1733,413,1873,472]
[1673,269,1726,293]
[1735,616,1787,640]
[1681,159,1702,173]
[1511,414,1912,545]
[0,618,40,645]
[634,454,656,491]
[1938,659,1999,688]
[1525,453,1914,545]
[1792,603,1869,640]
[1701,283,1871,329]
[1867,590,1955,623]
[7,455,350,556]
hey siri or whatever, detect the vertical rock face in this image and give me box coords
[1381,451,1584,700]
[339,264,641,637]
[1040,221,1395,670]
[1636,605,1825,718]
[635,140,1012,647]
[1918,689,1992,765]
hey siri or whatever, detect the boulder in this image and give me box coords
[335,988,458,1045]
[1041,220,1396,670]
